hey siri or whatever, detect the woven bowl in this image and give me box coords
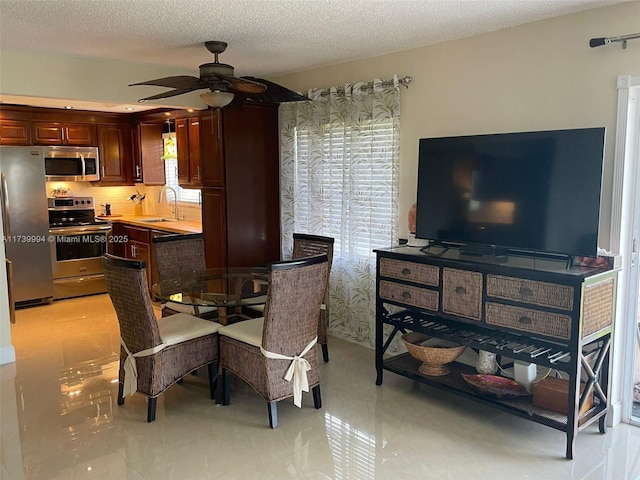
[401,332,466,376]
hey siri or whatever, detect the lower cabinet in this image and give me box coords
[375,246,619,460]
[109,223,152,288]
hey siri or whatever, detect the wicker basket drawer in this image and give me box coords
[486,274,574,311]
[486,302,572,339]
[379,280,439,312]
[582,278,615,337]
[442,268,482,321]
[379,258,439,286]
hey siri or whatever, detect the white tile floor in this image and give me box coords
[2,294,640,480]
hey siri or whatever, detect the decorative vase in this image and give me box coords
[408,203,417,234]
[476,350,498,374]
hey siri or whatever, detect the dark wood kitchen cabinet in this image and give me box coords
[0,119,31,145]
[201,103,280,268]
[176,116,202,187]
[96,124,134,185]
[135,123,165,185]
[33,122,97,146]
[114,223,152,287]
[0,107,31,145]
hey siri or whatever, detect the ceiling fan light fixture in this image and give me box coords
[200,90,234,108]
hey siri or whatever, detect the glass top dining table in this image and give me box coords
[151,267,269,325]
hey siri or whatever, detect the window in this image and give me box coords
[162,134,200,204]
[279,78,401,347]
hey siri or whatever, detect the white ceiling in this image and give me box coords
[0,0,631,112]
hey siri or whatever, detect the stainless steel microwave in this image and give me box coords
[44,146,100,182]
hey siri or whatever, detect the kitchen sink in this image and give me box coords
[141,217,178,223]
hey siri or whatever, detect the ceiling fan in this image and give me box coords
[129,41,308,108]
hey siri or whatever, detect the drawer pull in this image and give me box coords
[519,286,534,297]
[454,286,467,295]
[401,267,411,276]
[518,315,532,325]
[401,291,412,299]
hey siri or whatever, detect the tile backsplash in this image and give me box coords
[45,182,202,221]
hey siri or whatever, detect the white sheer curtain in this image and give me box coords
[279,76,401,347]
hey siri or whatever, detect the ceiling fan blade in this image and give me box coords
[137,87,204,102]
[215,73,267,94]
[240,77,309,103]
[129,75,204,89]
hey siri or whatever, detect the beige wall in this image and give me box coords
[274,1,640,247]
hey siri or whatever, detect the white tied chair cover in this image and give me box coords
[260,336,317,408]
[120,338,166,397]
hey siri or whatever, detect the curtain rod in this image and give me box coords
[316,75,412,94]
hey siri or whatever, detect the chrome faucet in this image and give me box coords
[158,185,179,220]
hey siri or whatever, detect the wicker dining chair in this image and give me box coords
[291,234,334,362]
[152,233,218,320]
[218,254,329,428]
[246,233,334,362]
[102,253,220,422]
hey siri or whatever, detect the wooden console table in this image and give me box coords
[374,246,619,459]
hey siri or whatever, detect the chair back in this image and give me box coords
[262,254,329,356]
[292,233,334,266]
[102,254,163,354]
[292,233,334,303]
[152,233,206,280]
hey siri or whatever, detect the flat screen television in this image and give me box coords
[415,128,605,258]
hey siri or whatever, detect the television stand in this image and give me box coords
[459,243,509,259]
[374,245,619,459]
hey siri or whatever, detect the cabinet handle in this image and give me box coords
[131,244,136,258]
[519,286,534,297]
[454,286,467,294]
[518,315,532,325]
[401,291,412,299]
[136,165,141,178]
[401,267,411,276]
[101,165,105,179]
[197,165,200,181]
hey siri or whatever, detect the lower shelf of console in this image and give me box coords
[383,353,604,432]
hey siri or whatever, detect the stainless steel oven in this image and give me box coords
[48,196,111,299]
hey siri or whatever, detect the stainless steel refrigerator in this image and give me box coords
[0,146,54,305]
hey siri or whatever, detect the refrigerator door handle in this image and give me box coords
[6,259,15,324]
[0,172,10,237]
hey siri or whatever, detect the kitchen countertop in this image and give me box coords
[106,215,202,234]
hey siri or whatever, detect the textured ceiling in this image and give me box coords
[0,0,630,111]
[0,0,629,77]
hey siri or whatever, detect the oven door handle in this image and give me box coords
[49,225,112,236]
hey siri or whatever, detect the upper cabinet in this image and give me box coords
[135,123,165,185]
[176,116,204,187]
[0,120,31,145]
[1,107,33,145]
[96,124,133,184]
[33,122,97,146]
[200,110,224,187]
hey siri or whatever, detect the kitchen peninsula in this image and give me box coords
[108,216,202,289]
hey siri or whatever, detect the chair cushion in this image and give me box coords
[218,317,264,347]
[163,300,217,316]
[157,313,220,346]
